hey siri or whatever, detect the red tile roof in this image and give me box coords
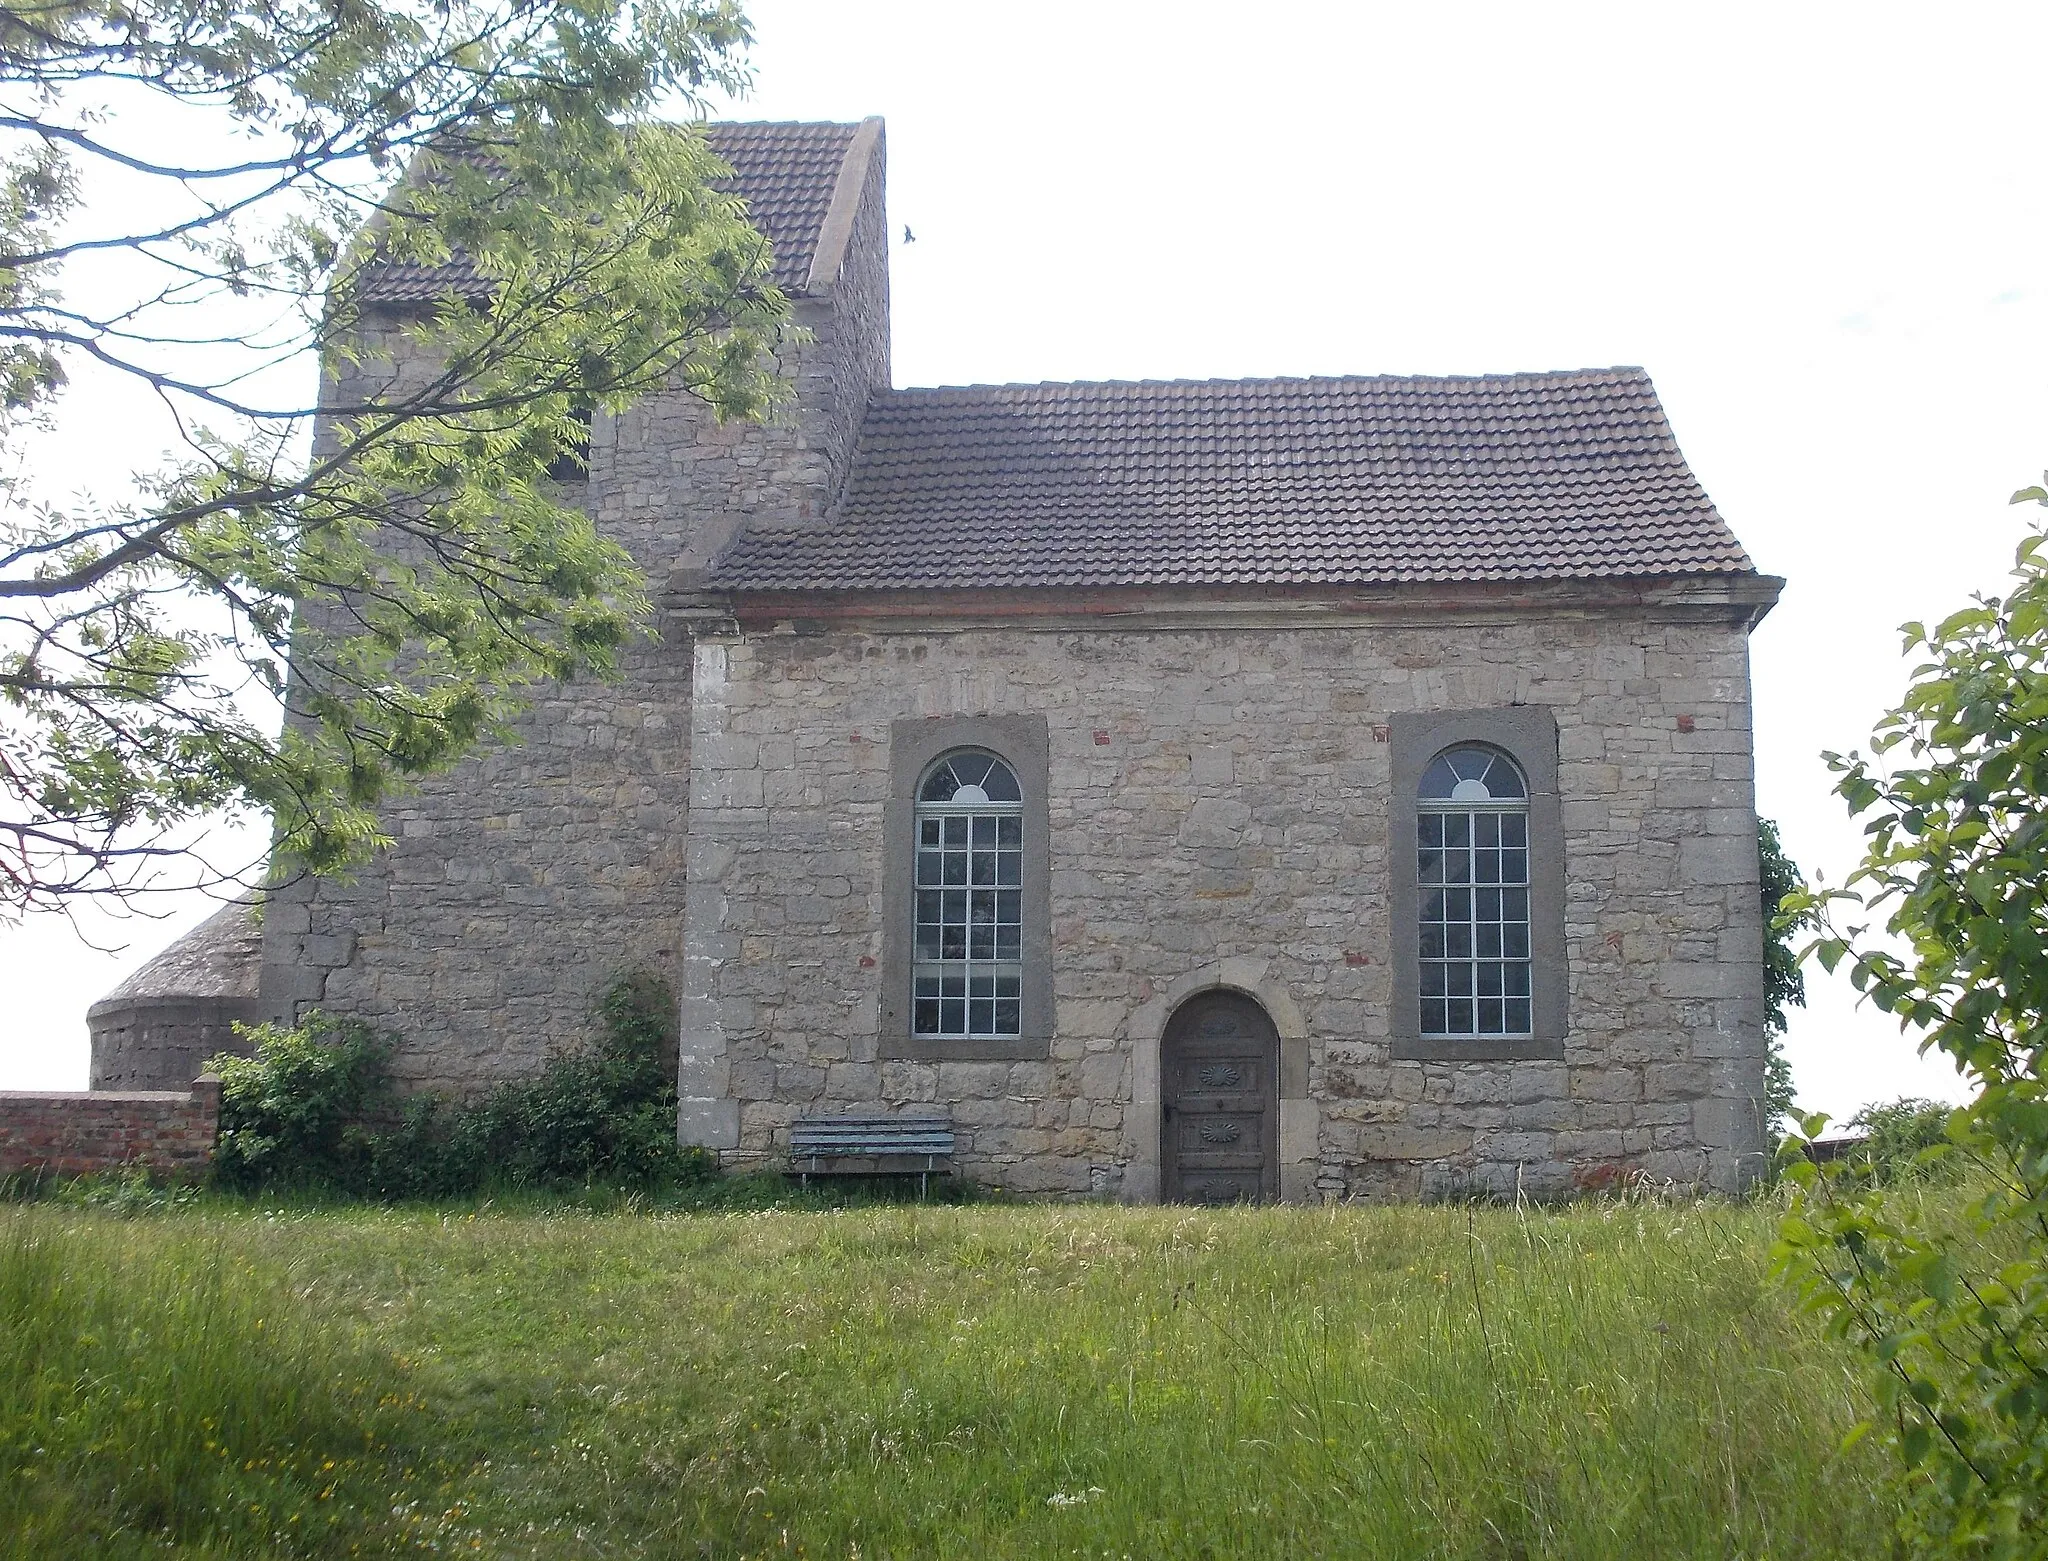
[707,369,1757,590]
[357,121,859,304]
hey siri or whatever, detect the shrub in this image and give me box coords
[211,973,714,1199]
[211,1014,395,1192]
[371,972,710,1196]
[1844,1096,1956,1183]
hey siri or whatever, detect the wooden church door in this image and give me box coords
[1161,991,1279,1203]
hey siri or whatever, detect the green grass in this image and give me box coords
[1,1191,1899,1558]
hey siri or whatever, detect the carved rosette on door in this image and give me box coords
[1161,990,1280,1203]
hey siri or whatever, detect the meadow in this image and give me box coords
[0,1189,1899,1558]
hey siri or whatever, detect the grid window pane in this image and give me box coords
[1418,785,1534,1041]
[913,752,1026,1038]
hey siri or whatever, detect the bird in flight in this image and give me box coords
[903,224,917,244]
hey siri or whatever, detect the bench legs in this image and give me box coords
[794,1155,940,1198]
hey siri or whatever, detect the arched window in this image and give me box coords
[913,750,1024,1037]
[1417,744,1532,1039]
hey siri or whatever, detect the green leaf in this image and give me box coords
[1900,1422,1933,1468]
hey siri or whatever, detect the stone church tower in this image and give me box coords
[94,119,1783,1201]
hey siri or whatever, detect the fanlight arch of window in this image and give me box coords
[1419,744,1527,805]
[1417,744,1532,1039]
[912,750,1024,1038]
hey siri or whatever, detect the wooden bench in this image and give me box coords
[789,1112,956,1196]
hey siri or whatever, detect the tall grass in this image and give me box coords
[644,1200,1886,1558]
[0,1208,451,1557]
[1,1194,1896,1557]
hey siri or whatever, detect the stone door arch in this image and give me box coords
[1161,990,1279,1203]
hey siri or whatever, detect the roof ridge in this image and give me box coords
[875,368,1652,397]
[700,118,866,130]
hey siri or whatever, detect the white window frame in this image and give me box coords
[911,750,1025,1039]
[1417,745,1534,1040]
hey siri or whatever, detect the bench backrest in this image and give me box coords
[789,1114,955,1157]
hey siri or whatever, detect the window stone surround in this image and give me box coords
[880,714,1053,1061]
[1390,706,1568,1061]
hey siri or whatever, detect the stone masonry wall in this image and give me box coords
[259,139,892,1087]
[0,1077,221,1179]
[88,997,271,1092]
[261,623,700,1091]
[818,136,891,510]
[681,604,1769,1198]
[90,898,270,1089]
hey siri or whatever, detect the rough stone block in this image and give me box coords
[1078,1053,1127,1102]
[1357,1124,1471,1161]
[1678,833,1756,886]
[1178,797,1251,847]
[1693,1095,1767,1152]
[677,1097,739,1150]
[1656,962,1750,1000]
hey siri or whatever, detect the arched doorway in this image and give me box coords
[1161,990,1280,1203]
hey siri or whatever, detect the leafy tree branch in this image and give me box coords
[0,0,792,914]
[1774,487,2048,1556]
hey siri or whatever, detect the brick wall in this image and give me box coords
[0,1076,222,1179]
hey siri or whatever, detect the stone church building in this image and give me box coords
[91,119,1783,1201]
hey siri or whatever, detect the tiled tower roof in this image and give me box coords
[357,121,862,304]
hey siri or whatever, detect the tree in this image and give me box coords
[1774,490,2048,1556]
[0,0,789,917]
[1759,815,1812,1127]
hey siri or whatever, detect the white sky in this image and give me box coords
[3,0,2032,1124]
